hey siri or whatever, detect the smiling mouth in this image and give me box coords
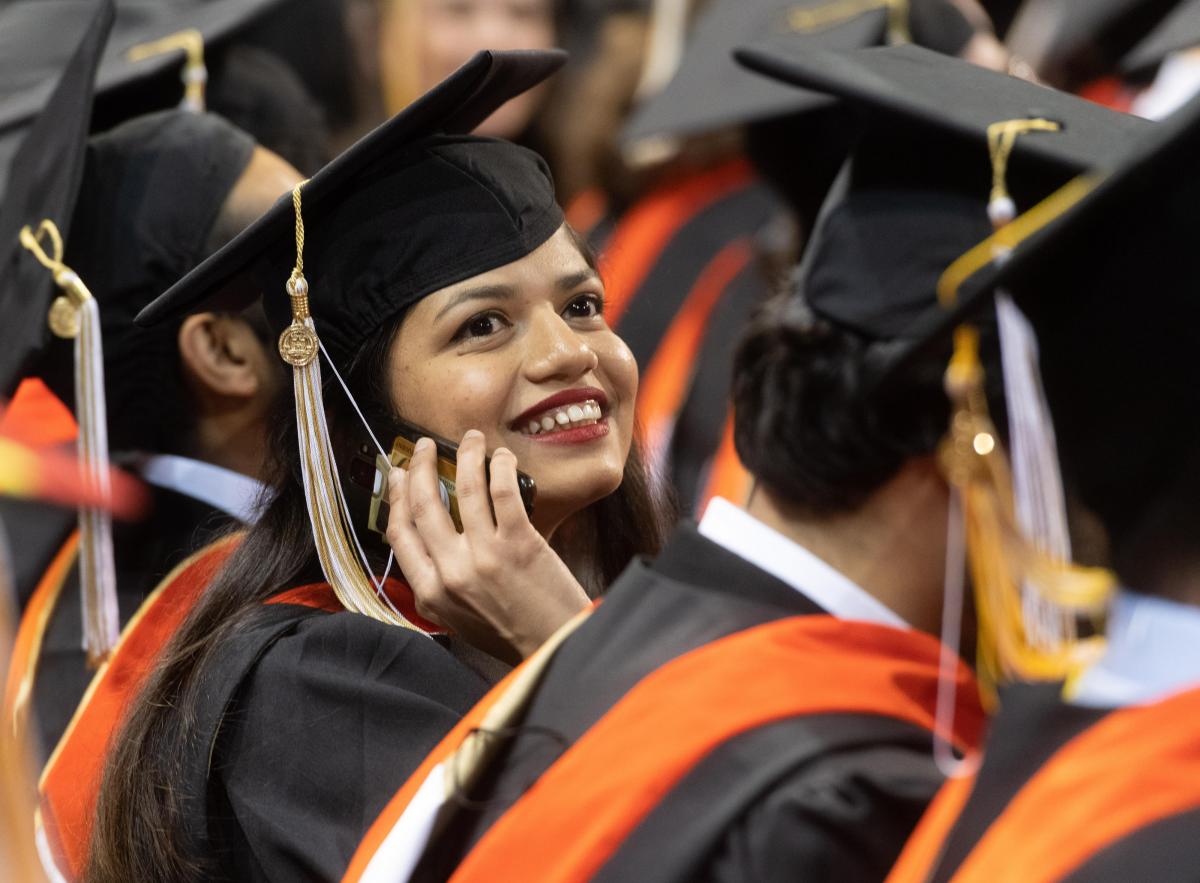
[519,399,604,437]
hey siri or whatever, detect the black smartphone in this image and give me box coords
[344,417,536,540]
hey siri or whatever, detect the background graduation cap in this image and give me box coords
[137,49,568,630]
[732,42,1148,345]
[0,0,301,176]
[90,0,288,129]
[621,0,978,154]
[0,0,122,665]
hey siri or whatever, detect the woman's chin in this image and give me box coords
[529,469,624,529]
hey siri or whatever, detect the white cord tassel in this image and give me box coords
[74,294,119,665]
[996,292,1074,652]
[280,185,423,632]
[20,222,119,666]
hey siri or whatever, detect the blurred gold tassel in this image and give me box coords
[127,28,207,112]
[281,184,422,631]
[788,0,912,44]
[936,122,1114,704]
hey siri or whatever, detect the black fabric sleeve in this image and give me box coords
[701,743,944,883]
[208,612,489,882]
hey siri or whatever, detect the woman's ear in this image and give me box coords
[177,313,266,400]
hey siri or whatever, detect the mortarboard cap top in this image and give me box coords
[733,43,1148,342]
[138,49,569,374]
[622,0,978,149]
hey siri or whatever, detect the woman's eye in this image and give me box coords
[454,312,508,341]
[564,294,604,320]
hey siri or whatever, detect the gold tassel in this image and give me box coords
[788,0,912,44]
[281,184,424,631]
[936,121,1114,703]
[126,29,207,112]
[19,220,119,668]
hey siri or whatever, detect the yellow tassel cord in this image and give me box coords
[126,29,207,113]
[281,184,422,632]
[937,122,1114,704]
[19,221,119,668]
[788,0,912,44]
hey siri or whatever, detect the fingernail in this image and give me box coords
[494,447,512,458]
[415,437,433,453]
[389,467,405,483]
[464,429,483,442]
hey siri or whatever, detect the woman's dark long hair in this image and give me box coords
[86,242,670,882]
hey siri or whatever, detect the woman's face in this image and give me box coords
[415,0,556,138]
[388,224,638,535]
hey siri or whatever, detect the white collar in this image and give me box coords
[1071,590,1200,708]
[136,454,267,524]
[698,497,909,629]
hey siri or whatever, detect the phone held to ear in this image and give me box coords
[345,418,536,540]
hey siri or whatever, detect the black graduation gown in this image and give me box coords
[186,597,491,882]
[31,483,234,756]
[896,681,1200,883]
[413,523,957,882]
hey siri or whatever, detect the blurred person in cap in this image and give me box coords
[563,0,1010,514]
[1004,0,1185,106]
[241,0,558,155]
[20,106,303,883]
[1,0,329,622]
[335,43,1144,883]
[86,49,669,883]
[885,75,1200,883]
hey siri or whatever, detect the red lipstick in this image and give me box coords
[511,386,609,429]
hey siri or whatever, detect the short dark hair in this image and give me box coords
[732,281,1001,515]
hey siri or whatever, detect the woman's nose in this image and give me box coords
[524,311,599,382]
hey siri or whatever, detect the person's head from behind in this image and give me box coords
[54,110,303,480]
[727,185,1004,633]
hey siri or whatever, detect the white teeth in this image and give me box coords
[519,399,605,436]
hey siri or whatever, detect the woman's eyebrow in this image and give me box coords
[434,284,515,321]
[556,269,600,291]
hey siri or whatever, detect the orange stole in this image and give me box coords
[345,616,983,882]
[38,534,241,880]
[600,158,757,326]
[886,686,1200,883]
[5,532,79,736]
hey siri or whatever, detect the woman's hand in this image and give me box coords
[385,430,590,662]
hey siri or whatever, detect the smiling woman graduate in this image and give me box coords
[84,49,665,883]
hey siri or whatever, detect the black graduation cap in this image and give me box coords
[929,89,1200,550]
[732,42,1148,341]
[0,0,287,195]
[621,0,978,150]
[38,109,258,454]
[138,49,568,366]
[0,0,115,395]
[91,0,289,129]
[1121,0,1200,77]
